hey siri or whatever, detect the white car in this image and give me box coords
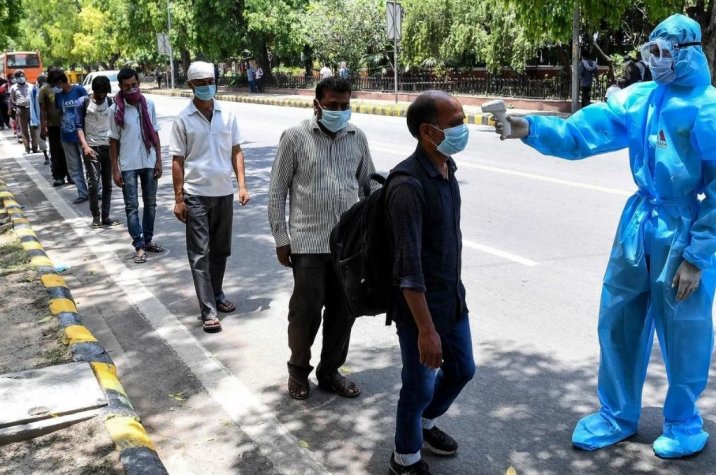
[82,70,121,97]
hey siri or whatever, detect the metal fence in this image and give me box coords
[219,72,612,102]
[273,73,612,101]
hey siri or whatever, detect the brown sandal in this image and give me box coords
[288,377,310,400]
[318,373,361,398]
[202,316,222,333]
[216,295,236,313]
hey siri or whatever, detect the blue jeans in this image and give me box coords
[62,141,88,199]
[394,314,475,461]
[121,168,158,250]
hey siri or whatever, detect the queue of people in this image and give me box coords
[3,12,714,475]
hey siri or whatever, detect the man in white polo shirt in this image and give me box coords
[170,61,250,333]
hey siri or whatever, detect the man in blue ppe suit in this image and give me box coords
[496,14,716,459]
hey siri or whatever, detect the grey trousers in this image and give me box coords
[16,107,30,152]
[185,193,233,320]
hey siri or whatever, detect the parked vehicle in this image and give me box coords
[82,70,120,97]
[0,51,43,83]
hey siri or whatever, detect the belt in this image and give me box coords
[15,105,29,109]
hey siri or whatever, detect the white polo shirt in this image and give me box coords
[169,99,241,197]
[108,99,160,171]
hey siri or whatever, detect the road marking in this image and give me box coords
[463,239,539,267]
[457,162,633,197]
[5,144,328,475]
[369,144,633,197]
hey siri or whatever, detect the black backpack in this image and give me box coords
[330,172,407,318]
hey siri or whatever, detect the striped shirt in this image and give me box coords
[268,117,377,254]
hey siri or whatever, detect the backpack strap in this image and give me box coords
[363,173,386,198]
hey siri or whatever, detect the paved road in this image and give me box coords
[2,94,714,475]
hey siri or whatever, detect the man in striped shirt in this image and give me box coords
[268,77,377,400]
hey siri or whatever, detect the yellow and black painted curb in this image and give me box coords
[151,88,497,126]
[0,178,168,475]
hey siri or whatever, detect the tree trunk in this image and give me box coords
[260,39,273,84]
[180,48,191,80]
[588,32,615,80]
[704,1,716,85]
[688,0,716,85]
[108,52,120,70]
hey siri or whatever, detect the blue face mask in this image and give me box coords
[318,104,351,132]
[430,124,470,156]
[16,77,25,84]
[648,56,676,85]
[194,84,216,101]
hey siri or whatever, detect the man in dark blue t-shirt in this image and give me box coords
[53,71,88,204]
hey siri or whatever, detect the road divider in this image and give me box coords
[149,89,499,125]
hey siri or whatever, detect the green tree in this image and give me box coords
[401,0,543,73]
[244,0,310,81]
[0,0,22,50]
[504,0,716,84]
[301,0,390,72]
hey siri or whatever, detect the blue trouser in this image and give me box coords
[121,168,157,250]
[394,314,475,460]
[593,198,715,437]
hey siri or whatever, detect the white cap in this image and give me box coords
[187,61,214,81]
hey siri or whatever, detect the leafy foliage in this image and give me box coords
[3,0,713,85]
[401,0,545,72]
[301,0,390,71]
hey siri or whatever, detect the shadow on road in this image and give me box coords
[246,340,716,474]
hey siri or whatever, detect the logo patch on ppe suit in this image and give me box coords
[656,130,668,149]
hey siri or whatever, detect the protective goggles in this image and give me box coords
[640,38,700,62]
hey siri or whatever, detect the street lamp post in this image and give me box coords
[167,0,175,89]
[571,5,580,113]
[387,2,402,104]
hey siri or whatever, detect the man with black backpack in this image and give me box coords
[385,91,475,475]
[268,77,377,401]
[77,75,120,228]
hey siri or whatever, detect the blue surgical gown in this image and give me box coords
[521,13,716,457]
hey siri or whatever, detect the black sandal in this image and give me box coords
[318,373,361,398]
[133,251,147,264]
[288,377,310,400]
[145,242,166,253]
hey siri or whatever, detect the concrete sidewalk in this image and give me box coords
[148,86,568,125]
[0,133,168,475]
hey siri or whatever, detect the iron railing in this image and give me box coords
[217,72,612,102]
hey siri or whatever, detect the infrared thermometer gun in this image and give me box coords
[481,99,510,138]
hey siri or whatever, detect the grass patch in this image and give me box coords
[40,332,70,366]
[0,228,32,277]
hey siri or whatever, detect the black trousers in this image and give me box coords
[580,85,592,109]
[0,100,8,128]
[287,253,356,383]
[185,193,233,320]
[48,126,68,181]
[84,145,112,219]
